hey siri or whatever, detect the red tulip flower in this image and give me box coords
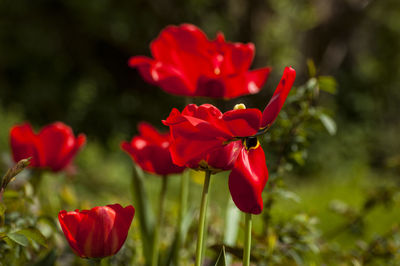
[10,122,86,172]
[129,24,271,98]
[58,204,135,258]
[121,122,185,176]
[164,67,296,214]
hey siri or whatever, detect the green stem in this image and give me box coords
[151,176,168,266]
[173,171,189,265]
[195,170,211,266]
[30,169,43,195]
[243,213,252,266]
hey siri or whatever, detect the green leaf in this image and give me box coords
[215,246,227,266]
[3,190,21,199]
[276,188,301,203]
[131,165,155,263]
[164,208,195,266]
[318,76,337,94]
[223,198,240,265]
[7,232,29,247]
[319,113,337,135]
[33,249,57,266]
[0,202,6,226]
[16,228,47,247]
[307,59,316,77]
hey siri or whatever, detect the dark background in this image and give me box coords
[1,0,399,171]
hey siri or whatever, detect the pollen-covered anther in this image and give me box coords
[233,103,246,110]
[243,136,260,150]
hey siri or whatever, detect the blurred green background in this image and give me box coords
[1,0,400,264]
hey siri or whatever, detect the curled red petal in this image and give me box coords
[228,145,268,214]
[223,109,262,137]
[128,56,157,85]
[261,66,296,128]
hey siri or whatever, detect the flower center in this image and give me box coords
[244,136,259,150]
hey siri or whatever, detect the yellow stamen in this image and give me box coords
[233,103,246,110]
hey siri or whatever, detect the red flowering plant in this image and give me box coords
[129,24,271,98]
[164,67,296,214]
[10,122,86,172]
[58,204,135,259]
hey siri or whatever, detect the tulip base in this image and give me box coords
[195,170,211,266]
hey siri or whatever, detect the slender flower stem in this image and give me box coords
[151,176,168,266]
[243,213,252,266]
[30,169,43,195]
[195,170,211,266]
[174,171,189,265]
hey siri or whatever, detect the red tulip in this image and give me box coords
[163,67,296,214]
[10,122,86,172]
[164,104,241,172]
[58,204,135,258]
[121,122,185,176]
[129,24,271,98]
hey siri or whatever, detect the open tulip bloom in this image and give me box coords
[10,122,86,172]
[58,204,135,259]
[129,24,271,98]
[164,67,296,214]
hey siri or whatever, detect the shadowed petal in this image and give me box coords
[228,145,268,214]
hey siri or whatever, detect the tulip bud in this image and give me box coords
[58,204,135,259]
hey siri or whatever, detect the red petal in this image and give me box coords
[57,133,86,171]
[223,109,262,137]
[128,56,157,85]
[38,122,85,172]
[163,104,233,167]
[58,210,85,257]
[261,67,296,128]
[121,126,184,176]
[138,122,168,144]
[228,145,268,214]
[220,66,271,98]
[151,24,210,63]
[150,24,213,92]
[203,140,241,170]
[104,204,135,256]
[75,206,116,258]
[9,123,44,167]
[215,40,255,74]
